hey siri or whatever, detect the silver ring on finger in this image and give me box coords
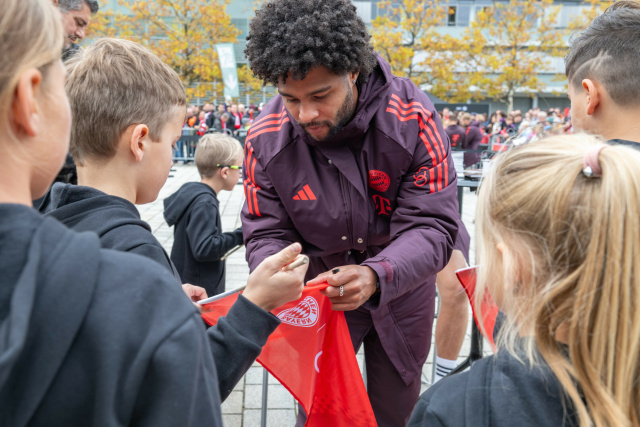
[339,285,344,297]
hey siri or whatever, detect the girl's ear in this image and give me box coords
[11,68,43,137]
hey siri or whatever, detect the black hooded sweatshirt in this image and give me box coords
[39,183,180,280]
[0,204,223,426]
[163,182,243,296]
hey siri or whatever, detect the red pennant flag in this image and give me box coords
[201,284,377,427]
[455,266,499,351]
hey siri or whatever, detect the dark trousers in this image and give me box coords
[296,307,422,427]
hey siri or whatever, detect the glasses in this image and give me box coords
[217,164,243,171]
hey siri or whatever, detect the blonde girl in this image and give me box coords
[410,134,640,427]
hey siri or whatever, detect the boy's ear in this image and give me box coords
[582,78,601,116]
[11,68,43,138]
[129,124,149,163]
[219,166,229,180]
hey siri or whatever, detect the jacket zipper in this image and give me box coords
[338,172,353,247]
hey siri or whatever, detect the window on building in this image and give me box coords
[448,6,457,26]
[353,1,373,24]
[457,5,471,26]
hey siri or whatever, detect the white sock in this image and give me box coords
[434,356,457,383]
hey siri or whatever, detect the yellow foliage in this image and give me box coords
[86,0,241,102]
[455,0,569,112]
[371,0,481,102]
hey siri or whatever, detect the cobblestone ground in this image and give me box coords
[136,161,491,427]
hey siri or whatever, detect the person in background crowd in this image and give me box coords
[460,113,483,168]
[442,107,451,122]
[210,113,230,134]
[207,103,227,129]
[187,106,199,128]
[203,103,214,122]
[197,111,209,136]
[229,104,242,133]
[512,112,523,132]
[444,113,465,149]
[59,0,98,61]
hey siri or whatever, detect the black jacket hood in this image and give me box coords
[163,182,217,227]
[0,205,100,425]
[39,183,150,236]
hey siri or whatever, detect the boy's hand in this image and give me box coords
[243,243,308,312]
[182,283,213,313]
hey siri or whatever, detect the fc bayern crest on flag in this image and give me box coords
[276,296,319,327]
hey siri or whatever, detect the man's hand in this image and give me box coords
[243,243,308,312]
[182,284,213,313]
[309,265,378,311]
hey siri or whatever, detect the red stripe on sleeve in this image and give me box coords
[244,118,290,145]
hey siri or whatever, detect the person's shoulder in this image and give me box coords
[386,75,435,111]
[375,78,439,150]
[244,97,296,160]
[93,248,194,329]
[409,371,472,427]
[410,356,499,427]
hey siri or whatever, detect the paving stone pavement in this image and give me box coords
[136,162,492,427]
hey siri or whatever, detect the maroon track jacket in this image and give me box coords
[242,55,459,383]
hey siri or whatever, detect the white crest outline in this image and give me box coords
[277,296,319,328]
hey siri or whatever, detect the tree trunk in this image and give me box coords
[507,86,515,114]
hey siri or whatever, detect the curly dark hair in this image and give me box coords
[245,0,378,86]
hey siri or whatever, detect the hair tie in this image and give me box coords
[583,145,608,178]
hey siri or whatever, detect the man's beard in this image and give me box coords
[300,87,356,142]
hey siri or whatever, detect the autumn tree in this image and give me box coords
[371,1,481,102]
[456,0,568,112]
[87,0,240,100]
[568,0,615,33]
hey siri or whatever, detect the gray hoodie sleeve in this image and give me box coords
[207,294,280,400]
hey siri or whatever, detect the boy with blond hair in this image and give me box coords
[38,38,308,401]
[164,134,244,296]
[40,37,183,279]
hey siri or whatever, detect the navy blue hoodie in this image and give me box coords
[39,182,180,280]
[0,204,223,426]
[163,182,243,296]
[408,349,578,427]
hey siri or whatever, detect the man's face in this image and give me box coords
[277,66,358,142]
[217,104,225,112]
[60,2,91,49]
[231,105,238,114]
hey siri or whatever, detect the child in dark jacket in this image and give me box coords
[164,133,244,296]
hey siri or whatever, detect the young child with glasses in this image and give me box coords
[164,133,244,296]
